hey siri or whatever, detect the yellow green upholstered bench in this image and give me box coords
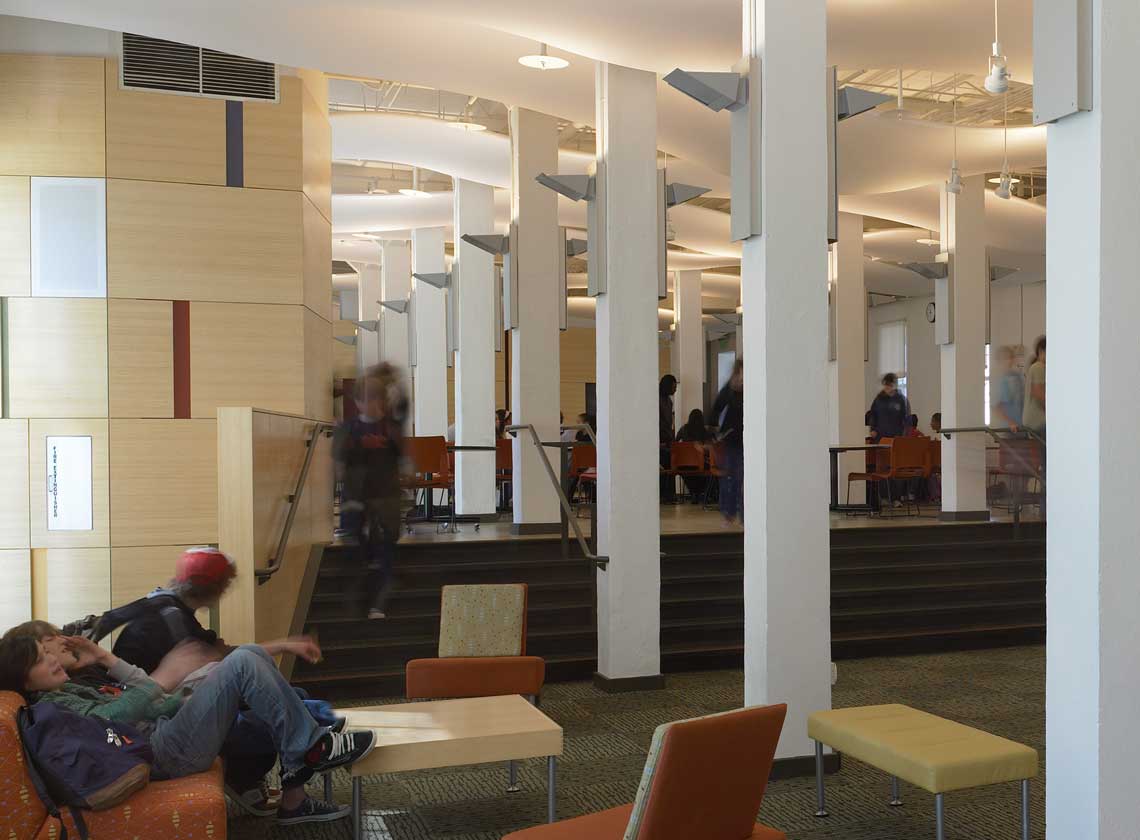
[808,704,1038,840]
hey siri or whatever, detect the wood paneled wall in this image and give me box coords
[217,408,333,645]
[0,53,333,631]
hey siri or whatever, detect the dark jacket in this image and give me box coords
[111,591,219,676]
[712,385,744,449]
[868,391,911,439]
[333,414,404,503]
[659,396,674,447]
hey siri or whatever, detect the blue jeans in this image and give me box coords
[719,446,744,520]
[150,645,323,783]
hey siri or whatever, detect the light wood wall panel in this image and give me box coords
[0,549,32,628]
[7,297,108,418]
[0,175,30,295]
[0,420,30,550]
[32,547,110,626]
[0,55,105,177]
[300,71,332,223]
[303,307,332,420]
[107,179,303,303]
[105,60,226,186]
[332,320,358,380]
[217,407,333,644]
[108,299,174,418]
[110,545,207,624]
[110,419,217,546]
[302,195,332,318]
[243,75,303,191]
[29,419,110,549]
[190,302,306,418]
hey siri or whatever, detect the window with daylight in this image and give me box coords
[876,320,908,396]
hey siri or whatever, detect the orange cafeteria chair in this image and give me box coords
[569,443,597,508]
[503,703,788,840]
[405,583,545,701]
[846,438,891,505]
[403,435,452,528]
[670,441,708,502]
[496,437,514,510]
[0,692,226,840]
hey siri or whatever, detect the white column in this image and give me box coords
[452,179,497,515]
[740,0,831,758]
[831,213,867,502]
[381,240,411,366]
[411,227,447,436]
[1046,0,1140,834]
[673,270,704,427]
[594,61,662,685]
[938,175,988,518]
[509,107,561,530]
[356,262,381,371]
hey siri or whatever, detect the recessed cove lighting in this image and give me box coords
[987,175,1021,185]
[398,188,432,198]
[448,120,488,131]
[916,237,941,246]
[519,43,569,71]
[351,233,382,240]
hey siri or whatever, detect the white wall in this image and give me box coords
[864,281,1044,436]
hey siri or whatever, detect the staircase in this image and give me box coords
[292,522,1045,699]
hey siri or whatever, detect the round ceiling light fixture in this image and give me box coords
[518,43,569,71]
[994,93,1014,199]
[398,167,432,199]
[987,174,1021,185]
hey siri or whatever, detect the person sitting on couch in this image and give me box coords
[0,629,375,826]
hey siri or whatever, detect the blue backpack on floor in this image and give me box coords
[17,701,154,840]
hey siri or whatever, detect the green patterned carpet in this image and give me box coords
[232,646,1045,840]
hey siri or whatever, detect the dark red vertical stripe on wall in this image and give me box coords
[173,300,191,419]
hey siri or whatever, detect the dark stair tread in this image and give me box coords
[833,620,1044,643]
[832,556,1042,574]
[832,597,1043,619]
[833,576,1044,596]
[831,538,1043,555]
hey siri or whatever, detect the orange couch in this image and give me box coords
[0,692,227,840]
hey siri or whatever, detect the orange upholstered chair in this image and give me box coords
[504,704,788,840]
[0,692,227,840]
[405,584,545,701]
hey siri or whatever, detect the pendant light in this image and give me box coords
[984,0,1010,94]
[995,93,1013,199]
[399,167,431,199]
[518,42,569,71]
[946,80,963,195]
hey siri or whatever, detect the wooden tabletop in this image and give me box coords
[338,694,564,777]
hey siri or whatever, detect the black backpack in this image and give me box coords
[61,589,186,643]
[17,702,153,839]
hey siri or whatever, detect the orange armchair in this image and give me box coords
[0,692,226,840]
[504,704,788,840]
[405,583,545,702]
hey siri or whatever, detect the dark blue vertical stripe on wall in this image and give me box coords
[225,100,244,187]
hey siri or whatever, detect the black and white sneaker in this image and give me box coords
[305,729,376,774]
[328,716,348,734]
[276,797,350,825]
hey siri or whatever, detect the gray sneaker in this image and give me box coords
[276,797,350,825]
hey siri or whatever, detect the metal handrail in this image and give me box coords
[939,425,1045,446]
[256,421,333,584]
[506,423,609,569]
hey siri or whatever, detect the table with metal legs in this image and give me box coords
[337,694,563,840]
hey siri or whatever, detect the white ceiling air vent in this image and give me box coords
[120,33,278,102]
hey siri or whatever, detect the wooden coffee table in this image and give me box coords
[337,694,564,839]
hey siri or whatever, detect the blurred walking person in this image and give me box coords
[333,364,407,619]
[712,359,744,526]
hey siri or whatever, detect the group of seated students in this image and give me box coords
[0,547,376,826]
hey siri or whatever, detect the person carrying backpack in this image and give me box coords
[0,631,376,825]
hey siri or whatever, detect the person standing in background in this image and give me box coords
[1022,337,1046,434]
[712,360,744,526]
[993,345,1026,431]
[659,375,678,503]
[867,373,911,441]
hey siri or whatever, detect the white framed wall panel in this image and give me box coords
[31,176,107,298]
